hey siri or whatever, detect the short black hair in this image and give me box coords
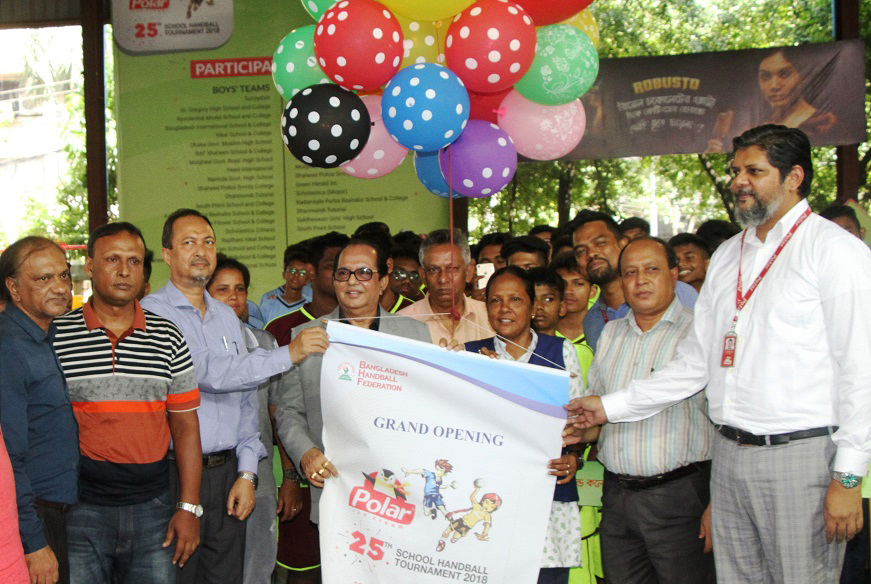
[143,249,154,283]
[474,232,511,262]
[309,231,350,267]
[551,235,573,254]
[501,235,550,267]
[528,266,565,300]
[353,221,391,237]
[0,236,64,303]
[528,225,556,238]
[162,208,213,249]
[668,233,711,258]
[550,250,582,275]
[619,217,650,236]
[334,237,390,277]
[819,204,861,233]
[390,244,420,265]
[485,265,536,306]
[696,219,740,252]
[207,253,251,291]
[617,236,678,273]
[572,210,622,241]
[283,243,311,269]
[732,124,813,197]
[88,221,146,258]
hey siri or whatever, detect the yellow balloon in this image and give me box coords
[396,15,442,68]
[379,0,474,23]
[563,8,600,50]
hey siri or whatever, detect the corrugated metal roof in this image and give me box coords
[0,0,110,28]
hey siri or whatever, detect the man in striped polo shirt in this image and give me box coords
[53,222,203,584]
[582,237,714,583]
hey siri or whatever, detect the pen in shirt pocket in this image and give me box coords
[222,336,229,351]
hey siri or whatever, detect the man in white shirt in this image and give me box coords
[567,124,871,584]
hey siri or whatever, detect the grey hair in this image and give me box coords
[419,228,471,265]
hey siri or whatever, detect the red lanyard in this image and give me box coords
[730,207,811,330]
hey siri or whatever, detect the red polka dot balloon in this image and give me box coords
[445,0,537,94]
[314,0,404,91]
[513,0,595,26]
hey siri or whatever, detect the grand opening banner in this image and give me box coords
[318,322,569,583]
[570,39,866,159]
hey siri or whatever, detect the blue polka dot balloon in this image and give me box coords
[381,63,470,152]
[414,151,462,198]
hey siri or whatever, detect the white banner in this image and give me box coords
[112,0,234,55]
[319,322,569,584]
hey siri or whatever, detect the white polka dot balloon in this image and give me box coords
[444,0,537,93]
[271,25,331,100]
[381,63,470,152]
[281,84,371,168]
[313,0,404,91]
[340,94,409,179]
[438,120,517,197]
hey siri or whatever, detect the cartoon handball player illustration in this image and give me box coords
[403,459,458,519]
[436,479,502,552]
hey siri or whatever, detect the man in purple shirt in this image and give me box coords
[142,209,327,584]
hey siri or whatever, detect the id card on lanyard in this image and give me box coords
[721,208,811,367]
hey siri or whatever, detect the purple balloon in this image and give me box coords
[438,120,517,198]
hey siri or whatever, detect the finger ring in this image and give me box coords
[321,461,329,468]
[317,468,326,476]
[310,473,318,480]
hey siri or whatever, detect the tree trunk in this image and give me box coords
[557,161,577,227]
[697,153,736,224]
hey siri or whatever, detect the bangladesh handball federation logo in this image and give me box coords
[338,362,355,381]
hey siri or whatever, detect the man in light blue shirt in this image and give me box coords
[142,209,327,584]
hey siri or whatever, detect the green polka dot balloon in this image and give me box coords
[300,0,336,21]
[514,23,599,106]
[271,25,332,100]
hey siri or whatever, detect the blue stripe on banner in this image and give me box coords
[327,322,569,419]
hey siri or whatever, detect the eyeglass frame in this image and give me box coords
[333,267,379,282]
[390,267,422,282]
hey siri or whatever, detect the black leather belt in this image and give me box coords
[607,460,711,490]
[167,448,234,468]
[35,498,73,513]
[716,425,836,447]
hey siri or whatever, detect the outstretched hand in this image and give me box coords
[562,396,607,445]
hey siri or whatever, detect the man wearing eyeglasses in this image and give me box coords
[259,245,312,325]
[274,238,431,527]
[381,266,418,314]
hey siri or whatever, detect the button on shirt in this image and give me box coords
[588,297,713,477]
[142,281,290,472]
[0,303,78,554]
[603,200,871,476]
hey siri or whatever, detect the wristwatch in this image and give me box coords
[176,502,204,518]
[238,471,259,489]
[833,472,862,489]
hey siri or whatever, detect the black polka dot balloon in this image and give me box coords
[281,84,371,168]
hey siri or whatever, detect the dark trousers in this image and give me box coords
[169,454,246,584]
[537,567,569,584]
[35,501,70,584]
[840,497,870,584]
[600,468,715,584]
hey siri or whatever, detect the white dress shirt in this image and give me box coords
[602,199,871,475]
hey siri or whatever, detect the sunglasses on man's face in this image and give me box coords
[391,268,422,282]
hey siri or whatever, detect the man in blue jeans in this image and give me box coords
[53,222,203,583]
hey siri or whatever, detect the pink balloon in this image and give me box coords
[341,94,408,178]
[497,90,586,160]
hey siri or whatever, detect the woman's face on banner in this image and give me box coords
[758,51,801,109]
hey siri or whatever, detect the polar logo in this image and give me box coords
[349,486,415,524]
[129,0,170,9]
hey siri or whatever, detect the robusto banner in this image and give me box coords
[570,39,866,159]
[318,322,569,583]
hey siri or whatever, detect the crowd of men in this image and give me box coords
[0,124,868,584]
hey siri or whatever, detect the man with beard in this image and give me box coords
[567,125,871,583]
[142,209,328,583]
[573,211,698,350]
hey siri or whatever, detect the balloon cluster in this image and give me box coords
[272,0,600,198]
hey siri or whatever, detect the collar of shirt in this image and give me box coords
[83,298,147,334]
[2,301,55,343]
[591,295,630,320]
[623,295,683,335]
[163,278,223,315]
[337,307,381,331]
[744,198,811,248]
[493,329,538,363]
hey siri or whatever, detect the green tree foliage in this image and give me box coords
[469,0,869,238]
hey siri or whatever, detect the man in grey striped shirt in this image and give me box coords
[584,237,715,584]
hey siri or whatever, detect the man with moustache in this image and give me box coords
[0,236,78,584]
[275,238,430,524]
[142,209,328,584]
[567,125,871,583]
[572,211,698,351]
[584,237,714,584]
[398,228,493,345]
[53,222,203,583]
